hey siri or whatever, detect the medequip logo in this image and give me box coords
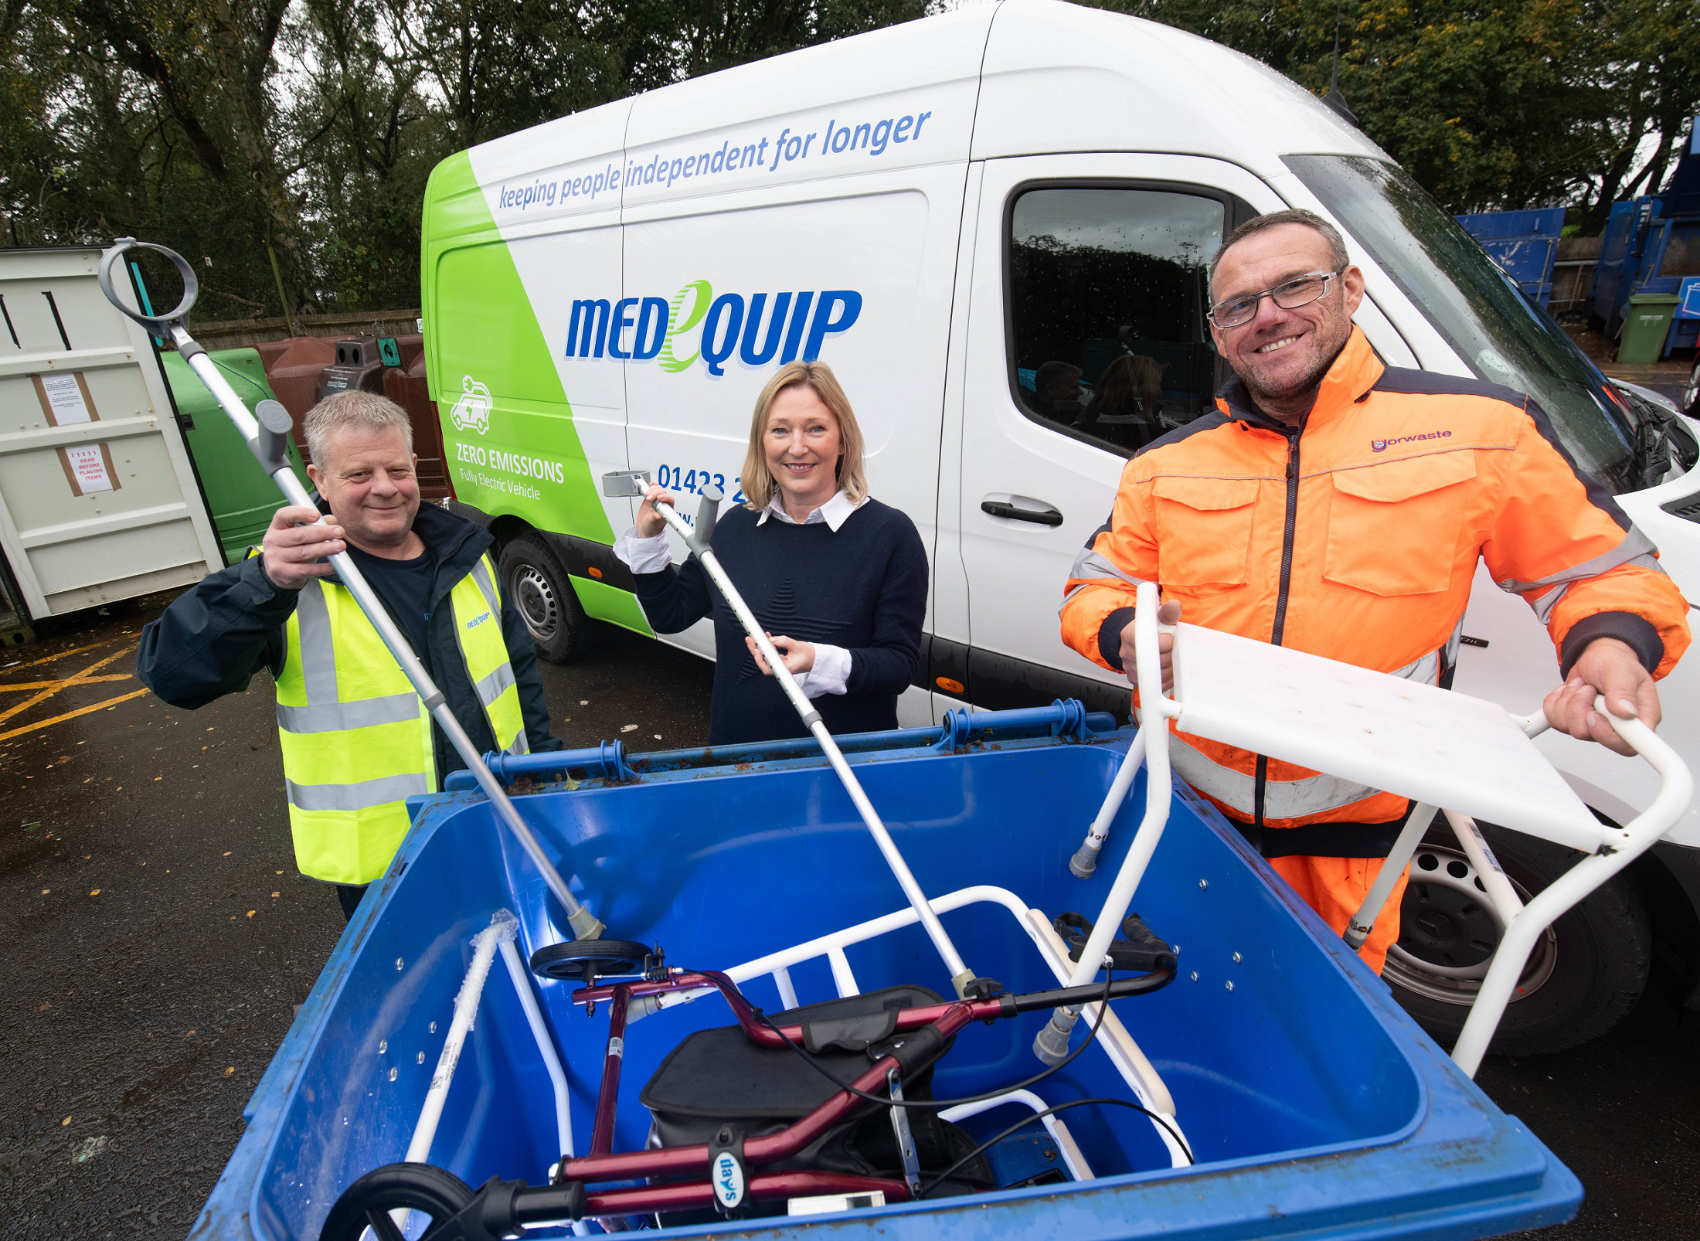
[562,280,861,376]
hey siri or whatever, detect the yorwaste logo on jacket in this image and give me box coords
[1371,429,1453,452]
[562,280,863,377]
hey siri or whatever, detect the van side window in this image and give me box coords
[1008,187,1226,455]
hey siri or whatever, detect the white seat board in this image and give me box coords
[1167,622,1606,854]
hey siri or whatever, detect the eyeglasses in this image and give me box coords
[1207,270,1344,329]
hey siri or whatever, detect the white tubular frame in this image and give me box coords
[651,496,975,996]
[941,1091,1095,1183]
[397,911,589,1235]
[1057,577,1692,1081]
[1444,700,1691,1075]
[1343,803,1439,950]
[1068,585,1179,964]
[639,882,1190,1169]
[404,915,512,1167]
[1070,730,1147,877]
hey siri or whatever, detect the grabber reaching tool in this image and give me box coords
[100,238,602,941]
[604,470,992,1000]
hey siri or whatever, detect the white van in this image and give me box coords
[419,0,1700,1054]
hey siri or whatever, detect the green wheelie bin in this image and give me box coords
[159,348,309,564]
[1617,292,1681,364]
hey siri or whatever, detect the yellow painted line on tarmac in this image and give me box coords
[0,674,132,692]
[0,644,148,743]
[2,638,121,672]
[0,687,151,743]
[0,647,132,725]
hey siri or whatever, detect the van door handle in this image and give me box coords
[981,497,1064,527]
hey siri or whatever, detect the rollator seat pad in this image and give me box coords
[640,985,992,1203]
[642,985,948,1120]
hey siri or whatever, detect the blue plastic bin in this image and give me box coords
[189,713,1580,1240]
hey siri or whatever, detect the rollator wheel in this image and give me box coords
[530,937,655,982]
[318,1162,474,1241]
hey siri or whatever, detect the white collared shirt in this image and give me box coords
[755,488,867,530]
[612,489,865,698]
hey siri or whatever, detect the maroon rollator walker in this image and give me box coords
[321,929,1178,1239]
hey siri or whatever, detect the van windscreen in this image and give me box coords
[1285,154,1636,493]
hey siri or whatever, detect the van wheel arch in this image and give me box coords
[497,530,592,663]
[1384,822,1651,1057]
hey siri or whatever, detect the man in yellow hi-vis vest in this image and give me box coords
[139,391,564,918]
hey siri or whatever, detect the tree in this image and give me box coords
[291,0,440,307]
[1573,0,1700,231]
[1,0,314,316]
[370,0,629,150]
[1107,0,1700,221]
[69,0,313,311]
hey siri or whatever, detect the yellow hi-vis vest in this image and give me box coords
[274,554,527,884]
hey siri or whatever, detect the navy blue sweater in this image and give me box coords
[633,499,928,745]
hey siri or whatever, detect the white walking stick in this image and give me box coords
[610,471,989,999]
[101,239,601,941]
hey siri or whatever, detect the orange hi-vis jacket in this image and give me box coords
[1061,328,1690,854]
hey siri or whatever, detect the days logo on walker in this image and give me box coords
[449,375,494,434]
[711,1150,745,1208]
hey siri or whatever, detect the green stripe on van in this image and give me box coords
[423,151,616,546]
[570,577,655,636]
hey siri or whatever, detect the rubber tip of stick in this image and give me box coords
[949,968,977,1000]
[1342,924,1369,950]
[1033,1007,1080,1066]
[568,907,605,941]
[1069,841,1101,879]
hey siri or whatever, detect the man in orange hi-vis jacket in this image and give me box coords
[1060,209,1690,973]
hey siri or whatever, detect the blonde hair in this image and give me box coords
[303,389,412,468]
[737,361,867,511]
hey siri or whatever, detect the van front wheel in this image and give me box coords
[499,534,590,662]
[1383,824,1650,1057]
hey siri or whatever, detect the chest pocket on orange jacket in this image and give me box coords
[1153,476,1260,588]
[1323,452,1476,596]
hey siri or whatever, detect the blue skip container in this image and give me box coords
[190,705,1578,1240]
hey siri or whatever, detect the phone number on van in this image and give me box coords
[655,463,746,505]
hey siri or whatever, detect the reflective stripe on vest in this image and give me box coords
[458,557,530,757]
[275,553,526,884]
[1165,645,1443,822]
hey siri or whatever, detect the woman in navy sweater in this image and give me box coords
[614,361,928,745]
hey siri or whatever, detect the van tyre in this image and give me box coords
[1383,824,1651,1058]
[499,534,590,663]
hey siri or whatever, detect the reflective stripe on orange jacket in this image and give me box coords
[1060,328,1690,834]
